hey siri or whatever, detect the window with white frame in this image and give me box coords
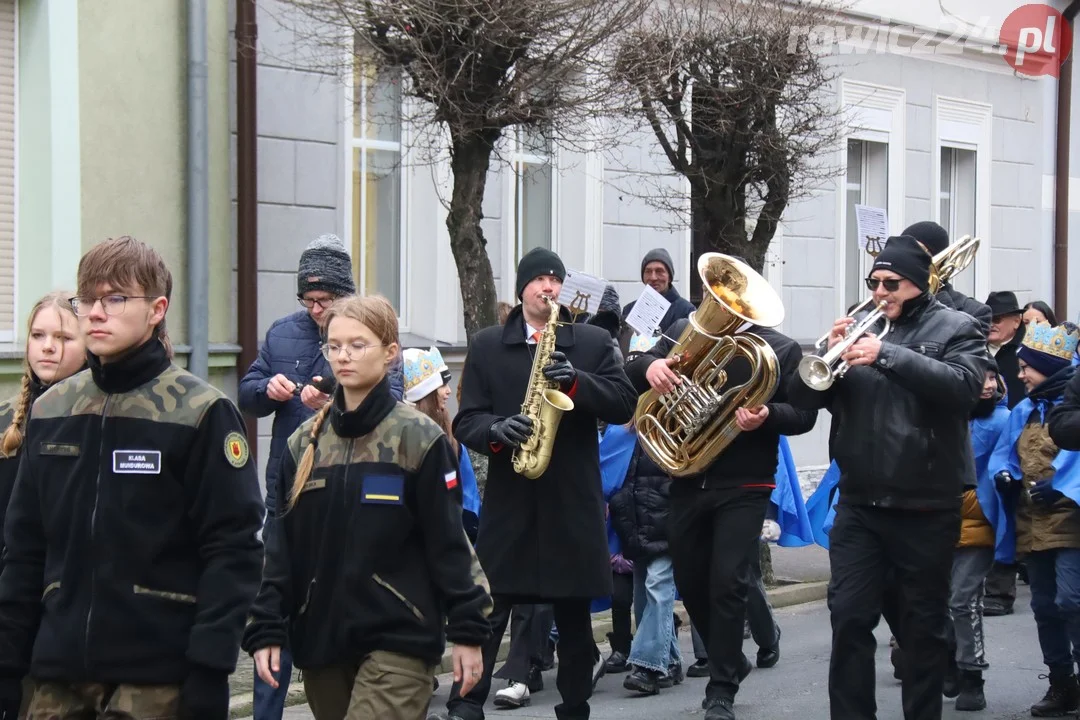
[350,61,405,315]
[938,146,977,297]
[844,139,889,310]
[505,125,555,297]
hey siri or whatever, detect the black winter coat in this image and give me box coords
[788,294,986,510]
[453,305,638,598]
[609,444,672,562]
[1049,368,1080,451]
[995,323,1027,410]
[625,325,817,485]
[935,284,991,339]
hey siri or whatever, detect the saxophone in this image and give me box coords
[511,297,575,479]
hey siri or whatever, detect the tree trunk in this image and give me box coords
[446,129,502,343]
[690,181,771,286]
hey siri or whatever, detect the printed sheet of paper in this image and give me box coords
[854,205,888,251]
[625,286,671,337]
[557,270,608,316]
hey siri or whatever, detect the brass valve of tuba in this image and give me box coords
[634,253,786,478]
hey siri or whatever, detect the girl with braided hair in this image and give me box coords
[244,295,492,720]
[0,291,85,716]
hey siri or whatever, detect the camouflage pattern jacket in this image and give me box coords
[0,338,265,684]
[242,377,492,668]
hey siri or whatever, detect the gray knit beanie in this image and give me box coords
[297,234,355,298]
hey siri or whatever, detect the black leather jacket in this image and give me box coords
[1049,369,1080,451]
[788,294,987,510]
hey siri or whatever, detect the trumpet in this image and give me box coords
[798,300,891,391]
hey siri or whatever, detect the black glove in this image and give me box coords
[178,665,230,720]
[489,415,534,448]
[0,677,22,720]
[542,351,577,390]
[994,471,1019,497]
[1029,479,1064,507]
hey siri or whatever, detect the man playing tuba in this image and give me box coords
[440,248,638,720]
[624,254,816,720]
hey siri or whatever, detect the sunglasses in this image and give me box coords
[865,277,902,292]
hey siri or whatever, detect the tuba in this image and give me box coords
[512,296,575,479]
[635,254,786,477]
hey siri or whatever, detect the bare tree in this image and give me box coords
[613,0,843,284]
[283,0,647,340]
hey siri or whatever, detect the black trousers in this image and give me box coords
[668,485,770,703]
[828,504,959,720]
[610,572,634,655]
[447,596,595,720]
[493,604,555,683]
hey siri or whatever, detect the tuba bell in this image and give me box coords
[635,253,786,477]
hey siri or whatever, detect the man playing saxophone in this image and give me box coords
[624,255,816,720]
[442,247,638,720]
[787,235,987,720]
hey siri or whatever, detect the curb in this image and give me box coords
[228,579,829,719]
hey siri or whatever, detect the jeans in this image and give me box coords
[946,547,994,671]
[1027,548,1080,674]
[828,504,959,720]
[744,539,779,650]
[494,604,555,683]
[253,650,293,720]
[628,556,682,673]
[610,571,634,655]
[984,561,1017,609]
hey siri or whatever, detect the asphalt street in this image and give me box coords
[267,581,1051,720]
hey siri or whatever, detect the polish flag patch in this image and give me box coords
[444,471,459,490]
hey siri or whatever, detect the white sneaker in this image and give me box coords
[592,653,607,689]
[493,681,531,708]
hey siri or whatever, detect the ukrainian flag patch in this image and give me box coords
[361,474,405,505]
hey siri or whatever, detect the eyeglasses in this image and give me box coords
[320,341,384,360]
[298,296,336,309]
[69,295,154,317]
[865,278,902,293]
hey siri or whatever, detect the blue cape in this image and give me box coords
[805,462,841,549]
[988,394,1080,563]
[971,395,1011,560]
[591,425,636,613]
[771,436,815,547]
[459,447,481,517]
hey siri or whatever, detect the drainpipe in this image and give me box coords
[1054,1,1080,322]
[236,0,259,445]
[187,0,209,379]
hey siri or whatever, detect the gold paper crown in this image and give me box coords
[1021,321,1079,361]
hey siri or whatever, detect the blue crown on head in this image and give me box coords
[1022,321,1080,361]
[629,333,660,354]
[403,346,447,403]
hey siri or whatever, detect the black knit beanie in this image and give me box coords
[901,221,949,256]
[515,248,566,299]
[871,235,931,292]
[297,234,356,298]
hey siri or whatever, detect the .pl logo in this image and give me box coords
[1000,4,1073,77]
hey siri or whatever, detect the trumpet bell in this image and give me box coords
[798,355,836,391]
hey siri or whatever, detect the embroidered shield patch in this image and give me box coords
[224,431,250,469]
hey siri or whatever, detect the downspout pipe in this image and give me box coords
[236,0,259,446]
[1055,0,1080,323]
[187,0,210,379]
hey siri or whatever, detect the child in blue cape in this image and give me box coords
[989,322,1080,716]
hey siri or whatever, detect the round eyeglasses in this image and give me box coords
[320,341,384,360]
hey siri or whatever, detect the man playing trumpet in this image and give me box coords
[788,235,987,720]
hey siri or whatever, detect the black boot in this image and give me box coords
[890,641,904,682]
[604,632,630,673]
[526,663,544,693]
[623,667,661,695]
[942,654,960,699]
[1031,671,1080,717]
[955,670,986,711]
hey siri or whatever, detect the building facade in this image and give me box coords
[1,0,239,402]
[242,0,1071,468]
